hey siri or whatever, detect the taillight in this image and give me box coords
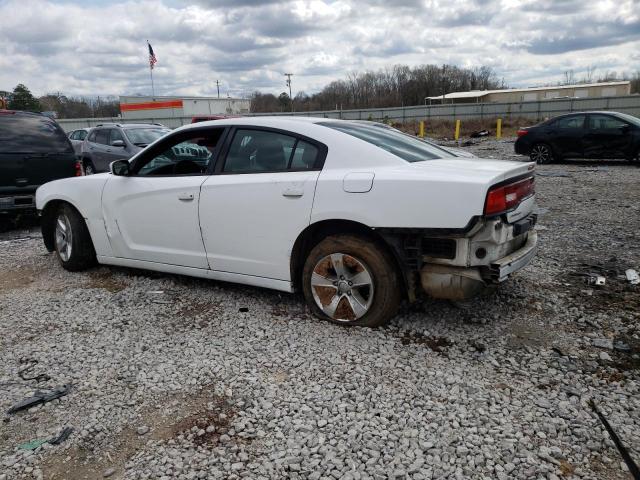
[516,129,529,137]
[75,161,83,176]
[484,177,535,216]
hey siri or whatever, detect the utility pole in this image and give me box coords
[284,73,293,112]
[216,80,220,99]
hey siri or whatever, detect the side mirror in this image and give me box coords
[110,159,130,176]
[111,139,126,147]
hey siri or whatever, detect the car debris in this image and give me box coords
[625,269,639,285]
[586,274,606,286]
[49,426,74,445]
[16,426,74,451]
[18,438,48,451]
[18,359,51,383]
[589,400,640,479]
[6,384,71,415]
[470,130,489,138]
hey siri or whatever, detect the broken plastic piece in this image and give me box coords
[49,427,74,445]
[586,275,605,286]
[6,384,71,415]
[18,439,48,450]
[625,269,639,285]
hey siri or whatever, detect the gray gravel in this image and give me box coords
[1,138,639,480]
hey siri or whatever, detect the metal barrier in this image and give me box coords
[56,95,640,131]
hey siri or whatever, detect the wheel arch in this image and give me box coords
[290,219,409,297]
[41,199,90,253]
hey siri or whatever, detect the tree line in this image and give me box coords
[251,64,504,112]
[0,84,120,118]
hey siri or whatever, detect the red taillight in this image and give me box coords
[516,129,529,137]
[484,177,535,216]
[75,161,83,176]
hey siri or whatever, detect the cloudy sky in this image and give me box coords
[1,0,639,98]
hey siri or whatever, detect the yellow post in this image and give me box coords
[454,119,461,142]
[496,118,502,140]
[419,120,425,138]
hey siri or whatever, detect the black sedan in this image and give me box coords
[514,111,640,164]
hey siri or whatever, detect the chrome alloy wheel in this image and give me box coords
[530,144,551,164]
[310,253,374,322]
[55,213,73,261]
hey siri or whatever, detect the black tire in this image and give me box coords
[302,234,401,327]
[53,204,96,271]
[529,143,554,164]
[83,158,96,175]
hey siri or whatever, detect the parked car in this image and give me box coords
[354,120,476,158]
[36,117,537,327]
[68,128,91,158]
[515,111,640,164]
[81,123,171,174]
[1,110,80,215]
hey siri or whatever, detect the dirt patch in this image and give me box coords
[0,266,39,292]
[397,331,452,352]
[42,390,236,480]
[87,269,128,293]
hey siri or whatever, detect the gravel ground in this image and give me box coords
[1,138,639,480]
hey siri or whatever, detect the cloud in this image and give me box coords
[0,0,638,99]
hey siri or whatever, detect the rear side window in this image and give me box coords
[319,121,453,162]
[554,115,585,129]
[0,114,72,154]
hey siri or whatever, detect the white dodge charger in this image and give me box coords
[36,117,538,327]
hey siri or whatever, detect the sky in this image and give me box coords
[0,0,639,99]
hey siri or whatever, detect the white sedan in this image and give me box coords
[36,117,538,327]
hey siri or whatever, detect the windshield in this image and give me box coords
[319,121,455,162]
[613,112,640,128]
[124,128,171,146]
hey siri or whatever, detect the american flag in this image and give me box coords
[148,42,157,69]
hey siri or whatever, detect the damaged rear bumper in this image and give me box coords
[488,230,537,283]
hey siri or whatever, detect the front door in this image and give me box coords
[199,127,325,281]
[584,114,633,159]
[101,128,225,268]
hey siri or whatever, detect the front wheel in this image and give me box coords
[54,204,96,271]
[302,235,401,327]
[529,143,554,164]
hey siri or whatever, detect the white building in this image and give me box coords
[119,95,250,120]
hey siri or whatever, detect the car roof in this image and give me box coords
[93,123,167,129]
[0,109,46,118]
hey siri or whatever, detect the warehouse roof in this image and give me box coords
[426,81,630,100]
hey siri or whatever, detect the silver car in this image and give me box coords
[67,128,92,159]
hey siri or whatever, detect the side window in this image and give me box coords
[87,131,97,143]
[589,115,628,130]
[77,130,87,140]
[555,115,585,129]
[135,129,224,177]
[290,140,319,170]
[95,129,109,145]
[109,129,125,144]
[69,131,78,140]
[224,129,296,173]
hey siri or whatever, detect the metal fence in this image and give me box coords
[56,95,640,131]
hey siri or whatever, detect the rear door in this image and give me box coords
[0,112,76,196]
[584,114,634,158]
[89,129,111,172]
[199,127,326,280]
[547,114,586,158]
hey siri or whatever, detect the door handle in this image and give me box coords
[282,187,304,197]
[178,193,194,201]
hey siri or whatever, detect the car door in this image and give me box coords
[546,114,586,158]
[87,129,110,171]
[584,114,633,158]
[105,128,129,165]
[199,127,326,281]
[101,127,225,268]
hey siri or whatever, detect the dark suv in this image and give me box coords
[0,110,79,215]
[81,123,170,174]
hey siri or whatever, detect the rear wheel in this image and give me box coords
[302,235,401,327]
[54,204,96,271]
[530,143,554,164]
